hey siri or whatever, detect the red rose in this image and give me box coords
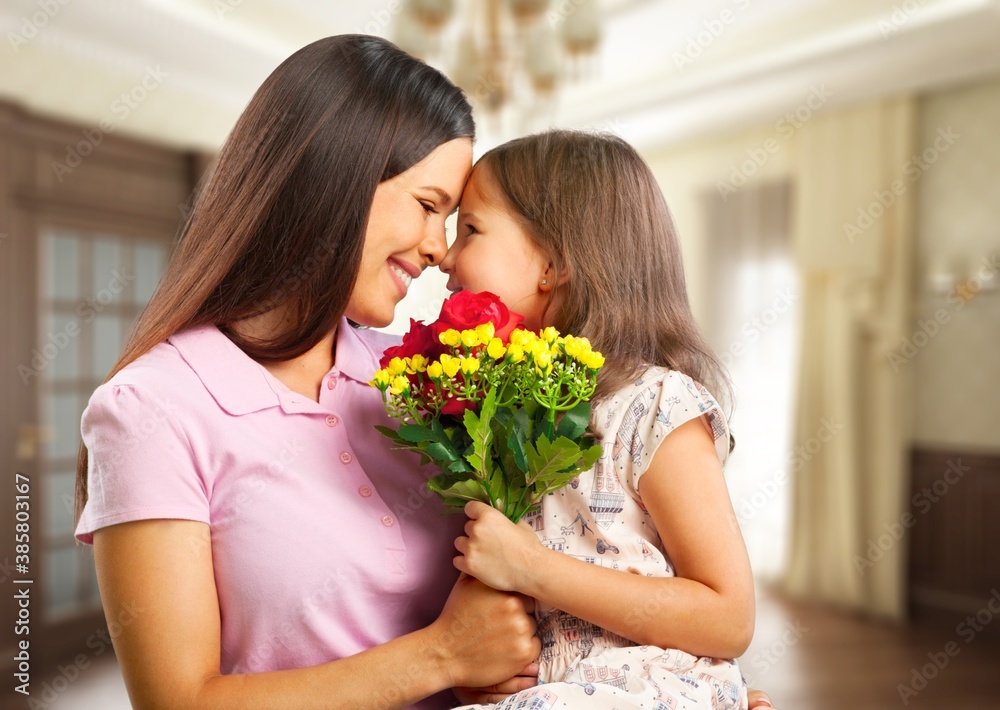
[379,318,442,368]
[432,291,524,343]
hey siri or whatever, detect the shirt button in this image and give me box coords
[359,486,372,498]
[380,515,394,527]
[327,376,338,390]
[325,415,339,427]
[340,451,353,464]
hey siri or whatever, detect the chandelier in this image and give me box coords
[393,0,602,114]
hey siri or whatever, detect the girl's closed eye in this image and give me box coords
[419,200,438,215]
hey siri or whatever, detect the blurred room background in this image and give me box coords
[1,0,998,708]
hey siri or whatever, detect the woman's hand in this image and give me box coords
[453,501,547,592]
[429,573,541,690]
[453,662,540,705]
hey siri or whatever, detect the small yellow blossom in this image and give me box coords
[540,326,559,343]
[389,375,409,396]
[408,354,428,373]
[426,361,444,379]
[487,337,506,360]
[370,369,392,389]
[476,322,496,344]
[460,357,480,375]
[440,354,461,378]
[388,357,408,376]
[439,329,461,347]
[534,350,552,373]
[460,329,480,348]
[507,343,525,363]
[582,351,605,369]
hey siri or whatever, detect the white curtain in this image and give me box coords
[782,97,916,620]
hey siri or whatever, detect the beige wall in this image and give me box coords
[911,77,1000,451]
[642,75,1000,454]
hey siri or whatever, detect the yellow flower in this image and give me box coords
[534,350,552,373]
[486,337,506,360]
[460,329,480,348]
[389,375,409,396]
[370,369,391,389]
[563,336,583,359]
[440,354,461,378]
[439,329,461,347]
[476,322,496,344]
[460,356,480,375]
[507,343,525,363]
[540,326,559,343]
[408,354,428,373]
[582,351,605,369]
[426,361,444,380]
[509,329,533,347]
[388,357,408,376]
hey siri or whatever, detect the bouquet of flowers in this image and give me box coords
[370,291,605,522]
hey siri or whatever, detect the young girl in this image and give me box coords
[439,130,755,710]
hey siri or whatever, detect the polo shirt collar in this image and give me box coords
[335,320,381,384]
[169,324,281,416]
[168,319,379,416]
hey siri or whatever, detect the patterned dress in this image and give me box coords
[453,367,747,710]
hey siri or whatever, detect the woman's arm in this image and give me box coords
[96,519,540,710]
[455,416,755,659]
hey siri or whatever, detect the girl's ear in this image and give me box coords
[539,262,569,293]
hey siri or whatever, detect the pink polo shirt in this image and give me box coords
[75,319,464,710]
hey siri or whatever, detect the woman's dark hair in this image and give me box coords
[75,34,475,524]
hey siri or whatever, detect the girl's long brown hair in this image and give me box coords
[475,130,733,417]
[74,35,474,525]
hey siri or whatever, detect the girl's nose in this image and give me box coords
[420,226,448,266]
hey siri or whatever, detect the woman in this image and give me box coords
[73,35,778,709]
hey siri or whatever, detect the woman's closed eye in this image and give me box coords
[419,200,438,215]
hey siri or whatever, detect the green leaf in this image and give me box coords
[463,388,497,477]
[426,442,459,462]
[427,477,491,505]
[556,401,592,441]
[525,434,583,483]
[396,424,439,444]
[506,410,529,474]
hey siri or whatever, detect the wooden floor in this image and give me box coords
[741,586,1000,710]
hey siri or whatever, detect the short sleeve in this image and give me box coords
[622,369,730,496]
[74,384,210,544]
